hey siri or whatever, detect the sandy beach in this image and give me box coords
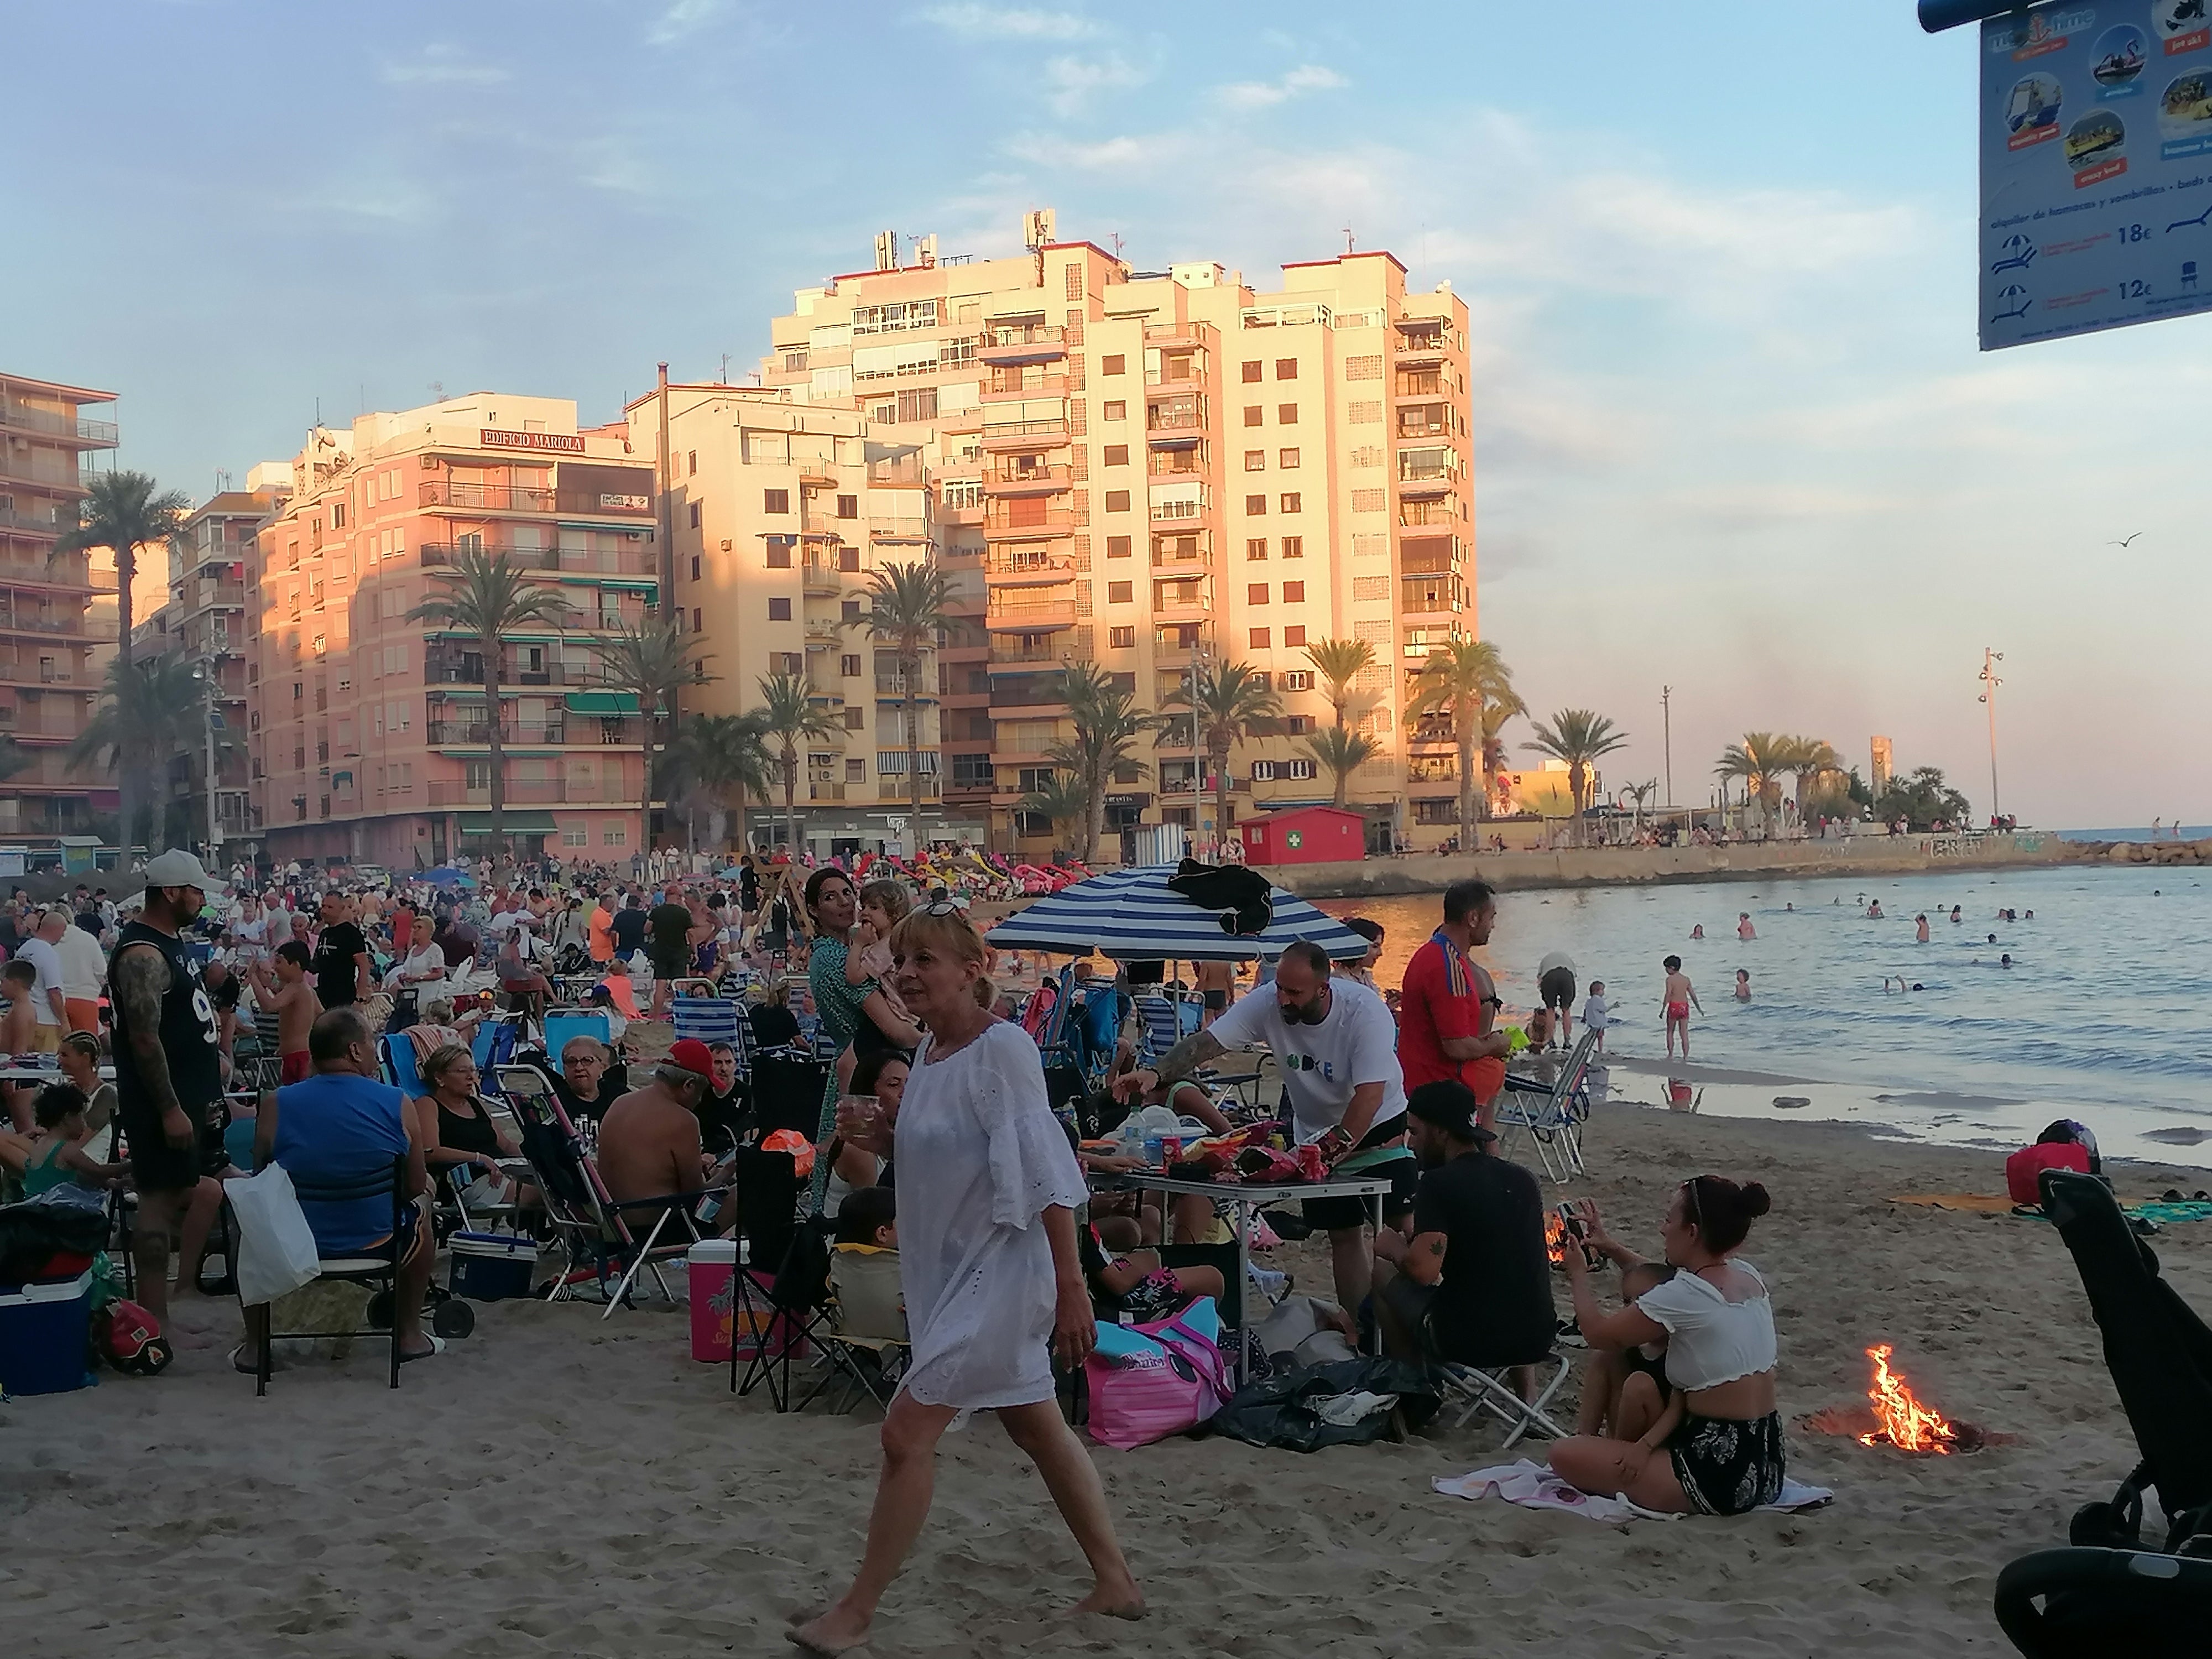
[8,1099,2207,1659]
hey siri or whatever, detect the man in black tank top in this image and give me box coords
[112,850,228,1329]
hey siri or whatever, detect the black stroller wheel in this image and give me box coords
[364,1289,394,1329]
[432,1299,475,1339]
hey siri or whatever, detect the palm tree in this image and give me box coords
[1406,638,1517,846]
[1052,661,1157,864]
[1016,770,1089,852]
[596,614,716,858]
[69,655,207,838]
[0,737,31,785]
[55,472,190,858]
[1785,736,1842,819]
[1304,637,1375,730]
[1162,659,1280,853]
[749,671,838,853]
[861,560,961,842]
[669,711,773,850]
[1626,779,1659,834]
[408,549,570,863]
[1523,709,1631,846]
[1479,690,1528,817]
[1714,731,1794,828]
[1302,726,1379,808]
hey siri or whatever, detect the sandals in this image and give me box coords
[398,1335,448,1365]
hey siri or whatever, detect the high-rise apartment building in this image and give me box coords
[746,227,1475,853]
[246,394,659,868]
[0,371,121,843]
[171,474,290,851]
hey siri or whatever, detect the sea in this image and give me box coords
[1318,860,2212,1170]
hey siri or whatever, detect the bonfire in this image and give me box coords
[1856,1344,1961,1454]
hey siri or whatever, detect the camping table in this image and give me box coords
[0,1065,114,1082]
[1093,1170,1395,1385]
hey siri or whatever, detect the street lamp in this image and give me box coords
[189,658,222,858]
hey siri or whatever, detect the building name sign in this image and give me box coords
[481,428,585,453]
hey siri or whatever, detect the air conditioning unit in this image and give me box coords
[420,455,442,470]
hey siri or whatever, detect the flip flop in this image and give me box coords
[398,1335,448,1365]
[229,1345,264,1376]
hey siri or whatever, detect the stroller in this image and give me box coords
[1992,1169,2212,1655]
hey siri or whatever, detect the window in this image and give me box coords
[1248,583,1270,604]
[1102,399,1126,421]
[1102,354,1125,375]
[688,502,702,528]
[1249,627,1271,649]
[841,654,861,677]
[844,707,865,730]
[1108,581,1133,603]
[1251,760,1276,781]
[331,503,346,529]
[896,387,938,424]
[1245,494,1267,515]
[1285,757,1316,779]
[837,494,858,519]
[1284,625,1307,646]
[768,598,792,620]
[766,540,792,567]
[1104,489,1131,513]
[1108,625,1135,648]
[773,651,804,673]
[1277,403,1298,425]
[1242,405,1263,428]
[1275,358,1297,380]
[603,826,627,846]
[1278,448,1300,469]
[764,489,790,514]
[1283,581,1305,603]
[1282,670,1314,690]
[687,450,698,476]
[1280,494,1302,515]
[1244,450,1266,472]
[847,758,867,781]
[1282,535,1304,559]
[692,607,703,631]
[1241,361,1262,383]
[1107,535,1132,559]
[1103,444,1129,466]
[842,598,862,620]
[1245,538,1267,560]
[690,555,701,581]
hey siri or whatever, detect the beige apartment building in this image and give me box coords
[170,477,290,851]
[246,394,659,868]
[0,371,121,843]
[747,227,1476,853]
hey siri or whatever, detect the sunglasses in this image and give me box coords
[921,898,964,917]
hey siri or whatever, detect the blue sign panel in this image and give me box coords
[1981,1,2212,347]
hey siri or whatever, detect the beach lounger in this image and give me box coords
[1992,1168,2212,1655]
[800,1245,911,1415]
[1494,1030,1599,1183]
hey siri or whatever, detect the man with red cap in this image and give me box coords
[596,1037,716,1236]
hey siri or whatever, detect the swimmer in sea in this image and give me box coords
[1915,914,1929,943]
[1950,905,1962,924]
[1785,902,1794,912]
[2000,954,2013,968]
[2024,910,2035,920]
[1661,954,1702,1061]
[1737,912,1756,941]
[1690,924,1705,940]
[1988,933,1998,944]
[1734,969,1751,1002]
[1867,900,1884,919]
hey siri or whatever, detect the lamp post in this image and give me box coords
[1978,648,2004,826]
[189,658,222,858]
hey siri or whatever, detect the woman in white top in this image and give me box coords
[791,904,1142,1656]
[1550,1175,1784,1516]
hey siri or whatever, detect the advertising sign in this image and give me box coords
[1981,1,2212,347]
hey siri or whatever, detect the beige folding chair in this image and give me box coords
[800,1245,910,1413]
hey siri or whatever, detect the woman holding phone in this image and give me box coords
[789,903,1142,1655]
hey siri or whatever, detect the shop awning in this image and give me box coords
[455,812,560,834]
[564,690,641,714]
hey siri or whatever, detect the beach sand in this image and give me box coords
[8,1102,2209,1658]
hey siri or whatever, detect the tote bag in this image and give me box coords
[224,1164,323,1307]
[1084,1297,1232,1450]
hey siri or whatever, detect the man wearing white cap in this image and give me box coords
[110,849,229,1331]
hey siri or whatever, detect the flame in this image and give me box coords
[1544,1212,1566,1266]
[1855,1344,1958,1454]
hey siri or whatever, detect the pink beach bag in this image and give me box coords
[1084,1300,1232,1450]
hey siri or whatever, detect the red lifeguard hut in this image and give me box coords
[1240,805,1366,867]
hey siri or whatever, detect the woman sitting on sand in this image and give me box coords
[1547,1176,1782,1516]
[789,904,1141,1655]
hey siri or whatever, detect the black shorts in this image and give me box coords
[1301,1114,1417,1232]
[1539,967,1577,1011]
[1378,1274,1442,1354]
[1203,989,1227,1011]
[647,949,688,983]
[1669,1411,1786,1516]
[121,1097,213,1195]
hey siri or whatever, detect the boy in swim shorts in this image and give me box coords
[1661,956,1701,1060]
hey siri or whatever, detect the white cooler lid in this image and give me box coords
[688,1240,738,1264]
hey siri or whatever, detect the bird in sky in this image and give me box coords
[2109,531,2143,547]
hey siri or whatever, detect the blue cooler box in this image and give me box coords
[0,1270,96,1397]
[448,1232,538,1301]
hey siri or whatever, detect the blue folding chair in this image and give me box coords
[380,1034,426,1100]
[541,1009,613,1062]
[672,990,742,1050]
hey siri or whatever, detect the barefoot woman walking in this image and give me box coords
[790,904,1143,1655]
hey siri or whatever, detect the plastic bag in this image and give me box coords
[224,1164,322,1307]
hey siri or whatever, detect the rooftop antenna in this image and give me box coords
[1343,226,1355,254]
[1110,232,1125,260]
[720,353,732,384]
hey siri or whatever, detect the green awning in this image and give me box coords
[455,812,560,833]
[564,691,641,714]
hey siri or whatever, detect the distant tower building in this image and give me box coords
[1870,735,1893,796]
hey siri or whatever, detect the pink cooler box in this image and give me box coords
[687,1241,805,1364]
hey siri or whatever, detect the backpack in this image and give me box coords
[1084,1298,1232,1449]
[97,1299,174,1376]
[2008,1141,2092,1207]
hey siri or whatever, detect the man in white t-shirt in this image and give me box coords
[13,909,70,1050]
[1115,938,1411,1317]
[54,912,108,1034]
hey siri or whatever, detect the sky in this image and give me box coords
[7,1,2201,830]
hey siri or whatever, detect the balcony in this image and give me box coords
[0,507,69,539]
[1152,579,1209,615]
[1397,406,1452,439]
[0,609,114,640]
[1392,322,1456,363]
[983,462,1070,497]
[1395,370,1445,399]
[418,481,655,518]
[1150,542,1212,570]
[1396,450,1464,498]
[426,721,570,747]
[0,402,119,447]
[1145,396,1206,436]
[987,598,1077,632]
[183,580,249,613]
[874,672,936,701]
[1149,490,1209,523]
[1144,348,1206,389]
[0,454,90,494]
[988,640,1070,667]
[426,776,633,807]
[418,542,659,578]
[980,418,1069,453]
[422,658,577,687]
[869,519,931,546]
[0,657,77,687]
[977,323,1066,364]
[802,560,846,595]
[0,707,85,738]
[806,617,852,646]
[1407,758,1460,783]
[935,498,984,528]
[982,372,1069,403]
[1401,579,1464,617]
[807,781,848,802]
[983,504,1074,540]
[988,550,1076,586]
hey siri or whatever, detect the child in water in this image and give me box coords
[1734,969,1751,1002]
[1661,956,1702,1060]
[1581,980,1610,1052]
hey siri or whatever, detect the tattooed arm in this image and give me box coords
[113,942,191,1149]
[1110,1027,1226,1102]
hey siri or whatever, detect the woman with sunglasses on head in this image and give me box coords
[790,903,1141,1655]
[1546,1176,1782,1516]
[803,868,924,1210]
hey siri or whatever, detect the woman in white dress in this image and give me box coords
[791,905,1144,1655]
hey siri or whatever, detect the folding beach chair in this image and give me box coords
[1992,1168,2212,1656]
[1436,1355,1574,1449]
[717,1146,822,1412]
[799,1245,910,1415]
[671,985,743,1051]
[233,1155,413,1396]
[539,1009,612,1065]
[471,1016,525,1099]
[380,1034,426,1101]
[1494,1029,1599,1182]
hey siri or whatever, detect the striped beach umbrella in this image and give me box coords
[983,865,1369,962]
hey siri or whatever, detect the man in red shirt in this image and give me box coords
[1399,879,1516,1129]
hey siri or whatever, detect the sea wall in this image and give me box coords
[1269,830,2100,900]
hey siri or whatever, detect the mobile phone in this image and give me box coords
[1556,1203,1603,1270]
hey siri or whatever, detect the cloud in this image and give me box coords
[916,3,1099,39]
[1000,129,1190,172]
[647,0,730,45]
[378,44,508,86]
[1041,53,1146,116]
[1217,65,1345,111]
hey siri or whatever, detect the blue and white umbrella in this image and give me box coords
[984,865,1368,962]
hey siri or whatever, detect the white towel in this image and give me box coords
[1433,1459,1834,1524]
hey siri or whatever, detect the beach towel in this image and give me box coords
[1892,1196,2212,1227]
[1434,1459,1834,1524]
